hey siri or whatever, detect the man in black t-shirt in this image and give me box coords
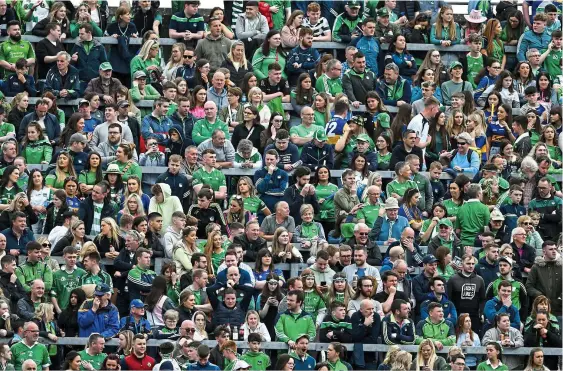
[259,63,290,105]
[373,271,409,315]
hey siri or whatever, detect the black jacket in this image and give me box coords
[206,281,253,329]
[113,248,135,292]
[43,204,69,235]
[17,294,47,320]
[389,144,424,171]
[319,314,354,343]
[78,196,117,235]
[52,235,92,256]
[510,242,536,273]
[283,185,320,225]
[145,230,165,258]
[351,309,381,344]
[0,270,26,311]
[235,234,268,263]
[221,58,252,87]
[0,205,38,231]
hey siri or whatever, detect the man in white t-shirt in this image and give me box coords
[407,96,440,170]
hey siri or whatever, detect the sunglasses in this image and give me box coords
[457,142,467,146]
[184,55,194,59]
[42,243,51,247]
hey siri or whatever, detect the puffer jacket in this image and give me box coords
[517,29,551,62]
[206,281,253,329]
[381,313,416,345]
[526,254,563,316]
[44,65,80,99]
[169,112,195,147]
[78,299,120,338]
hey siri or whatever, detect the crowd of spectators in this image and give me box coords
[0,0,559,370]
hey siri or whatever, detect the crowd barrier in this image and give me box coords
[0,336,559,356]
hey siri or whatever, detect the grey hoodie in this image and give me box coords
[164,225,182,258]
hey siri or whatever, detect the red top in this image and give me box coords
[123,354,156,371]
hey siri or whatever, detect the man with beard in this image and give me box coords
[94,123,138,167]
[382,299,415,345]
[0,21,35,78]
[283,166,319,225]
[89,104,134,149]
[528,177,563,241]
[17,279,47,320]
[72,23,110,87]
[447,255,486,334]
[275,290,316,348]
[114,230,142,316]
[286,27,320,85]
[132,0,162,37]
[374,271,409,314]
[428,219,463,261]
[347,276,383,318]
[475,244,500,288]
[35,22,65,79]
[526,241,562,317]
[342,246,381,289]
[84,62,122,105]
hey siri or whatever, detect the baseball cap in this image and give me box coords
[130,299,145,309]
[349,115,365,126]
[422,255,438,264]
[449,61,463,71]
[314,129,328,142]
[78,99,90,107]
[498,256,513,266]
[100,62,113,71]
[295,334,310,342]
[490,208,505,221]
[438,218,453,228]
[94,283,111,296]
[378,113,391,128]
[356,133,371,142]
[133,70,147,80]
[377,7,390,17]
[69,133,87,144]
[117,100,130,109]
[347,0,361,8]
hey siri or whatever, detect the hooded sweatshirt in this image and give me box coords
[148,183,183,231]
[240,351,271,371]
[164,226,182,258]
[234,147,262,169]
[446,271,486,319]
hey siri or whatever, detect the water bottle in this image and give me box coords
[232,326,239,340]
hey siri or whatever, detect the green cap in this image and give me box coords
[378,113,391,128]
[99,62,113,71]
[347,0,361,8]
[349,115,365,126]
[314,129,328,142]
[356,133,371,142]
[341,223,355,239]
[449,61,463,71]
[377,7,390,17]
[438,218,453,228]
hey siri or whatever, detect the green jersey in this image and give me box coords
[543,48,562,80]
[443,198,463,218]
[52,267,86,310]
[290,124,324,152]
[455,199,491,246]
[22,139,53,164]
[476,361,509,371]
[465,53,484,89]
[0,186,18,205]
[0,39,35,76]
[0,122,14,137]
[315,183,339,222]
[45,171,71,189]
[78,350,107,371]
[109,160,142,182]
[240,351,271,371]
[386,179,418,198]
[11,341,50,370]
[356,203,382,228]
[192,167,226,191]
[315,74,343,96]
[243,195,267,215]
[303,289,326,322]
[78,170,100,187]
[80,270,113,291]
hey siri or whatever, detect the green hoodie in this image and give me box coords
[16,260,53,292]
[415,317,455,345]
[275,310,316,343]
[240,351,271,371]
[22,139,53,164]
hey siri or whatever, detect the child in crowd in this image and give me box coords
[240,333,271,371]
[428,161,445,202]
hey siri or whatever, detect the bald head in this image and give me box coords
[359,299,375,317]
[22,360,37,371]
[401,228,415,239]
[389,246,405,260]
[204,101,217,119]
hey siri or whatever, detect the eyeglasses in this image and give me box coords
[41,243,51,247]
[522,222,532,226]
[65,176,77,181]
[491,66,501,69]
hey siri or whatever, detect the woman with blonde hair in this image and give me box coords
[446,109,467,146]
[324,272,355,308]
[52,220,90,256]
[270,227,303,264]
[0,299,12,337]
[236,176,271,217]
[45,152,77,190]
[203,230,225,274]
[295,204,327,251]
[163,43,185,82]
[466,111,488,162]
[0,192,38,231]
[130,39,161,84]
[414,49,449,86]
[391,351,412,371]
[117,330,134,357]
[221,40,251,86]
[36,236,59,273]
[241,309,271,342]
[32,1,70,38]
[524,348,550,371]
[517,215,544,250]
[33,303,61,363]
[93,217,124,260]
[7,92,31,128]
[118,194,146,223]
[412,339,447,371]
[379,345,401,370]
[247,86,271,126]
[430,5,461,64]
[192,310,208,341]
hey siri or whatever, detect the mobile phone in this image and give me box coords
[453,256,462,266]
[320,281,327,286]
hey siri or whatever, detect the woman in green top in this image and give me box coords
[237,176,271,218]
[290,73,316,116]
[419,204,447,244]
[79,152,103,196]
[161,262,181,306]
[375,134,392,171]
[130,39,161,84]
[313,166,339,234]
[477,343,509,371]
[482,19,506,70]
[69,3,104,38]
[251,30,287,80]
[300,268,326,324]
[295,204,327,249]
[443,182,464,223]
[109,144,142,182]
[540,125,562,167]
[46,152,76,191]
[204,230,226,274]
[500,10,525,46]
[435,245,456,282]
[20,122,52,164]
[313,92,330,127]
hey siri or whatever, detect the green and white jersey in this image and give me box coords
[78,350,107,371]
[11,341,50,370]
[52,267,86,310]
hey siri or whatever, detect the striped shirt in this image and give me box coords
[303,17,330,38]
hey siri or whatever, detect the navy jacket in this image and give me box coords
[475,256,500,288]
[169,113,195,147]
[206,281,253,329]
[44,65,80,99]
[1,227,35,254]
[155,170,189,202]
[18,111,60,143]
[2,74,37,97]
[70,39,108,82]
[381,313,416,345]
[300,142,335,170]
[347,150,378,171]
[283,185,320,225]
[351,309,381,343]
